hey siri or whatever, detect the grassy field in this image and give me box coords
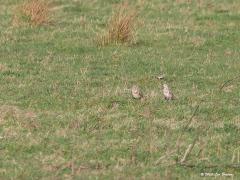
[0,0,240,179]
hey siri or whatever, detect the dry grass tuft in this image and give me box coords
[96,5,137,46]
[13,0,51,26]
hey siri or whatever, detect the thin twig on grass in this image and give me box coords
[155,150,177,165]
[219,74,240,91]
[176,105,200,161]
[180,140,197,164]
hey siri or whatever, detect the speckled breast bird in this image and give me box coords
[131,85,143,99]
[163,84,174,100]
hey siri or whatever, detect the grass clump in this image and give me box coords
[13,0,51,26]
[97,6,137,46]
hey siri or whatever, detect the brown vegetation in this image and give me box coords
[13,0,51,26]
[97,6,137,46]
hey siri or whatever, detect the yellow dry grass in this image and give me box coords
[97,6,137,46]
[13,0,51,26]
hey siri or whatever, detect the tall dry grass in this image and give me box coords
[96,6,137,46]
[13,0,51,26]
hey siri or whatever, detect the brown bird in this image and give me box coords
[163,84,174,100]
[131,85,143,99]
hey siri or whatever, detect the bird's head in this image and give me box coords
[132,85,139,93]
[163,84,168,89]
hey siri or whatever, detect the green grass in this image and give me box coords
[0,0,240,179]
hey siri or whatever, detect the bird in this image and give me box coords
[163,84,174,100]
[131,85,143,99]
